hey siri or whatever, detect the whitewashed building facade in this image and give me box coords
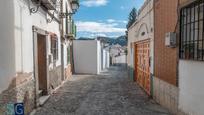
[0,0,79,114]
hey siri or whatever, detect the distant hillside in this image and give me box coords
[115,35,127,46]
[78,35,127,46]
[78,37,95,40]
[97,35,127,46]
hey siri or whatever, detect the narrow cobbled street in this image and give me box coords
[35,65,170,115]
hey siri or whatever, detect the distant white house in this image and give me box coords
[109,44,127,65]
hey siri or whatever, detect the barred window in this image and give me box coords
[180,0,204,61]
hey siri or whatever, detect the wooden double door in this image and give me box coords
[134,40,150,95]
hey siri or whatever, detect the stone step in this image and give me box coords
[39,95,50,106]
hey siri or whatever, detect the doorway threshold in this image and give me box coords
[39,95,50,106]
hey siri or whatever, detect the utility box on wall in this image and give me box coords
[165,32,177,48]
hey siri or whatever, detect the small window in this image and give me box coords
[51,35,58,61]
[180,0,204,61]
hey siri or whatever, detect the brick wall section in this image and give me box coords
[65,64,72,79]
[154,0,179,86]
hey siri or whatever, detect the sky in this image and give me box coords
[74,0,144,38]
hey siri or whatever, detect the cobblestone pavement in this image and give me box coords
[34,65,170,115]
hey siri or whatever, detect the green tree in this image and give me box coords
[126,8,138,29]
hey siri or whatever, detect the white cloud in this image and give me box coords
[81,0,108,7]
[122,20,127,24]
[107,19,116,23]
[76,21,126,33]
[90,33,107,37]
[106,19,127,24]
[96,33,107,37]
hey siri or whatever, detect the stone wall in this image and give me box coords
[153,77,179,115]
[49,66,62,91]
[65,64,72,80]
[0,73,35,115]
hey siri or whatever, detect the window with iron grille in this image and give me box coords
[51,36,58,61]
[180,0,204,61]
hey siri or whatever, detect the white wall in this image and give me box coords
[101,49,110,70]
[73,40,100,74]
[102,50,106,70]
[0,0,16,93]
[106,51,110,68]
[63,43,67,67]
[14,0,61,71]
[179,60,204,115]
[97,41,101,74]
[0,0,62,93]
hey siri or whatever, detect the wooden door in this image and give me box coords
[135,41,150,95]
[37,34,48,95]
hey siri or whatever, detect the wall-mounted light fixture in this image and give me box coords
[28,0,43,14]
[71,0,79,13]
[59,0,79,18]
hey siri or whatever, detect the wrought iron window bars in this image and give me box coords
[180,0,204,61]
